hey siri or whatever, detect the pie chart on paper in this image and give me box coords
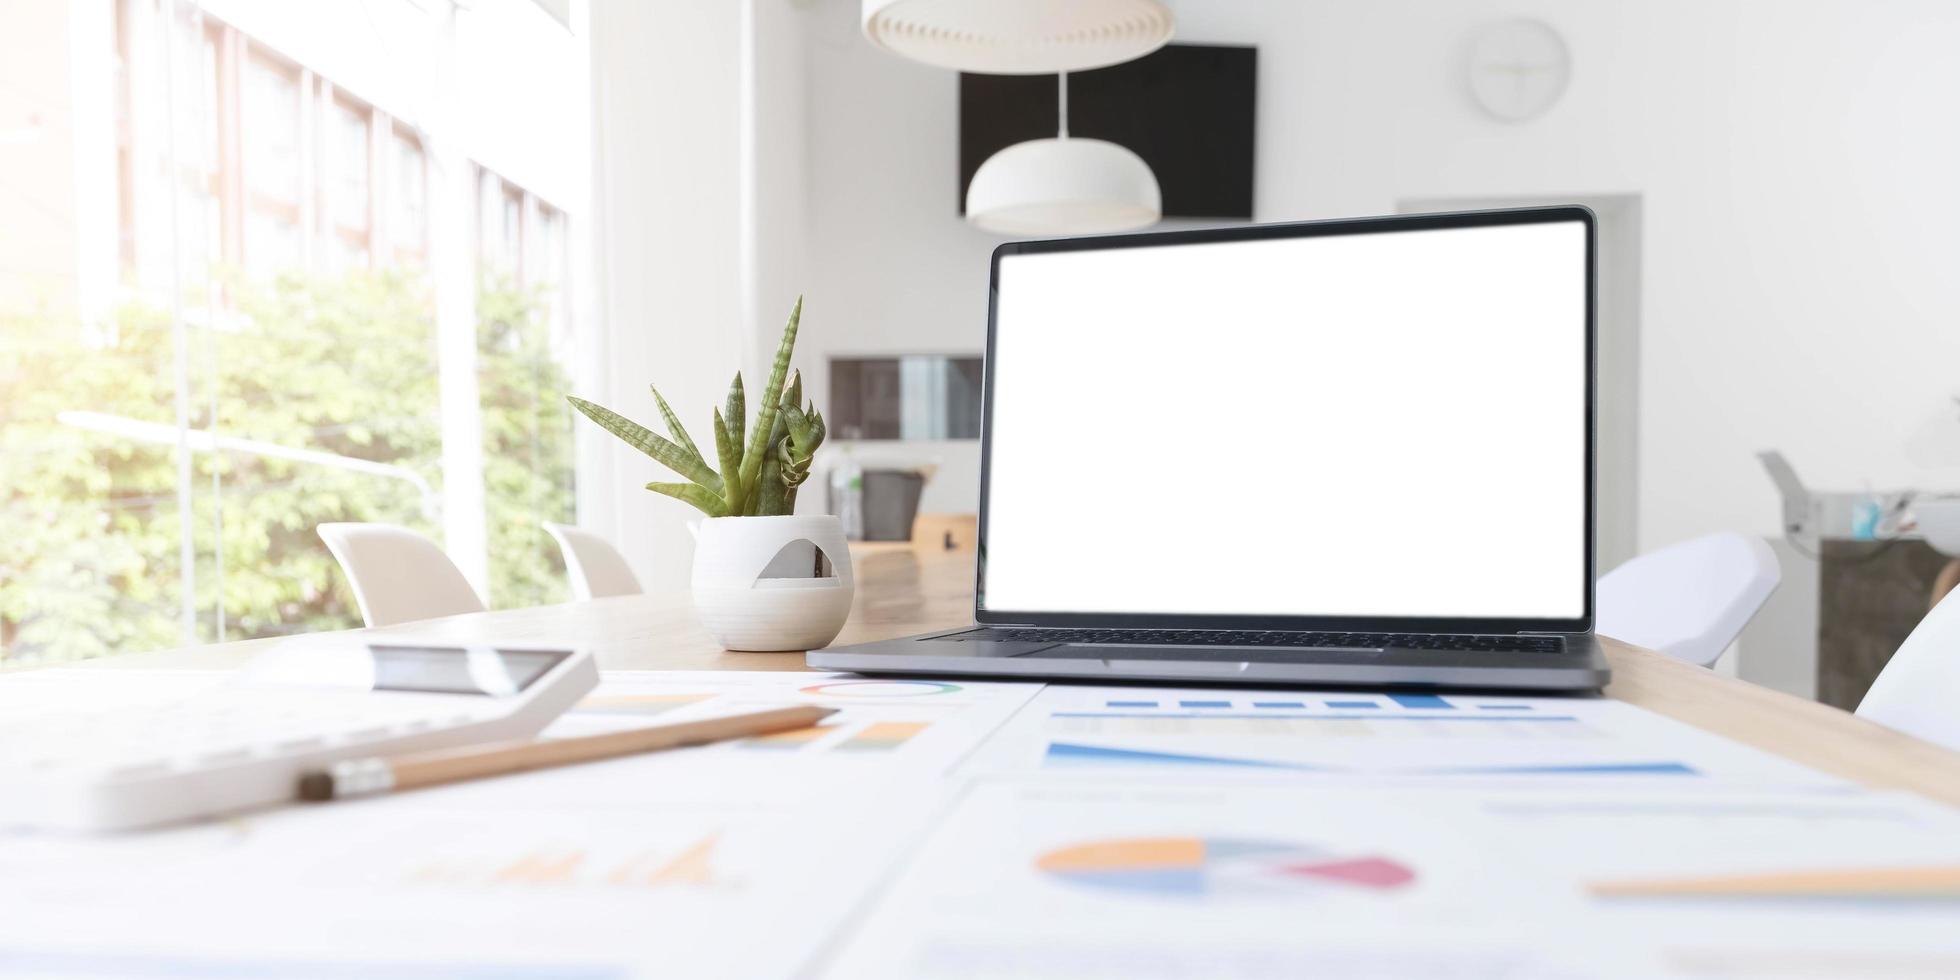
[1035,837,1416,899]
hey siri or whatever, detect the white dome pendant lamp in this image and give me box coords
[965,72,1161,236]
[862,0,1173,75]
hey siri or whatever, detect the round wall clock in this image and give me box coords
[1467,19,1571,122]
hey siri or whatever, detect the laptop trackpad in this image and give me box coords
[944,640,1068,658]
[1022,645,1384,664]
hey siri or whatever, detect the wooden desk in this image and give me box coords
[73,543,1960,806]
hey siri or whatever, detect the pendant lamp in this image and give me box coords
[965,73,1161,236]
[862,0,1173,75]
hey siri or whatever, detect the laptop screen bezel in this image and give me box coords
[972,206,1597,634]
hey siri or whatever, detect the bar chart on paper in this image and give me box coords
[736,720,933,754]
[959,685,1844,787]
[408,833,728,891]
[1476,791,1960,906]
[541,672,1041,775]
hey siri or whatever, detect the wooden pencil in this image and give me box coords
[298,704,837,801]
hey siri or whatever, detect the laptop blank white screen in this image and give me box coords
[981,218,1589,621]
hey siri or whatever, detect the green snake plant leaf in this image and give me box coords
[784,401,822,453]
[778,400,823,512]
[743,411,789,514]
[737,296,801,503]
[776,436,812,488]
[782,369,803,416]
[754,452,789,516]
[647,385,705,468]
[711,406,745,515]
[722,373,745,461]
[645,481,726,518]
[568,395,723,495]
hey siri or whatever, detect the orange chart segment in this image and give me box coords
[409,835,727,891]
[739,724,833,750]
[1039,837,1206,874]
[837,722,930,751]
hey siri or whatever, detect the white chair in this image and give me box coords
[1595,532,1780,668]
[543,522,643,600]
[317,522,485,628]
[1858,588,1960,752]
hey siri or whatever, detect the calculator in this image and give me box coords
[0,640,597,833]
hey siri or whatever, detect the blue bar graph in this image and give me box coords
[1477,704,1532,711]
[1053,713,1579,723]
[1387,693,1454,710]
[1105,700,1158,708]
[1179,700,1232,708]
[1325,700,1380,709]
[1251,701,1305,708]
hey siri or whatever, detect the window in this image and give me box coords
[474,172,577,606]
[390,128,427,265]
[241,53,302,276]
[830,356,985,440]
[0,4,587,664]
[325,96,372,271]
[478,168,522,276]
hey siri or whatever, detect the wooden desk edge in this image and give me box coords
[28,595,1960,809]
[1601,636,1960,807]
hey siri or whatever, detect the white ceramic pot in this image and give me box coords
[690,514,855,651]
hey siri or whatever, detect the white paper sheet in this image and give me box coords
[816,779,1960,980]
[957,685,1847,789]
[5,669,1951,979]
[0,671,1042,979]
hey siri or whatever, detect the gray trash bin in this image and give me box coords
[860,469,925,541]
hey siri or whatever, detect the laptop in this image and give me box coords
[809,207,1610,692]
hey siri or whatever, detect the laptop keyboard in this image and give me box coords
[941,628,1565,654]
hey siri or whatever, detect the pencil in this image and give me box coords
[297,704,838,802]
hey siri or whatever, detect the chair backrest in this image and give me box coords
[1858,586,1960,751]
[1594,532,1780,668]
[543,522,643,601]
[317,522,485,628]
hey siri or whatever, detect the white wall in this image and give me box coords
[797,2,995,514]
[598,0,1960,629]
[788,0,1960,554]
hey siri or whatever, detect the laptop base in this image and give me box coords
[808,629,1610,692]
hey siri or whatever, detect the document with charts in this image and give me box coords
[536,671,1042,799]
[0,671,1040,980]
[817,779,1960,980]
[957,684,1845,788]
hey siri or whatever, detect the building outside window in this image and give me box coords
[324,96,372,272]
[241,52,303,277]
[0,0,588,664]
[390,127,428,267]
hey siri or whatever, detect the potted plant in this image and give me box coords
[567,298,853,651]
